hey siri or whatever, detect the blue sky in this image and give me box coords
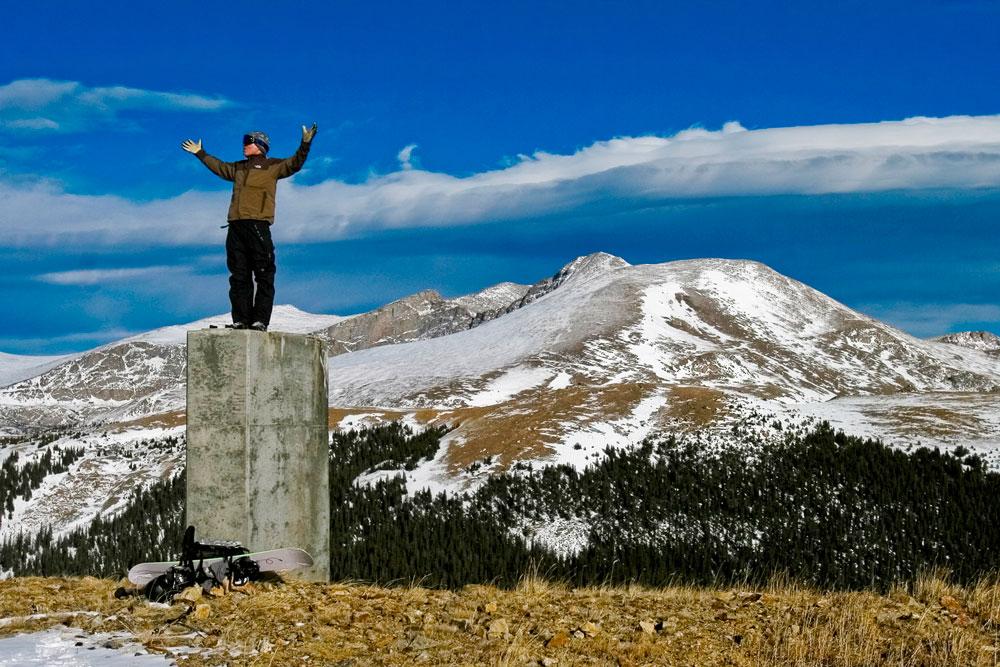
[3,1,999,354]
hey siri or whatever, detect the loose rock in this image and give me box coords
[175,586,202,603]
[547,630,571,647]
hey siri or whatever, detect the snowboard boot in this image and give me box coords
[250,322,268,332]
[226,322,248,330]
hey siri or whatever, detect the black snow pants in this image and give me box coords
[226,219,276,327]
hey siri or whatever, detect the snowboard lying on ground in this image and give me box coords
[127,547,314,586]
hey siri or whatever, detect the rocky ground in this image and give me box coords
[1,573,997,666]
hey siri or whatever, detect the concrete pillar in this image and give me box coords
[186,329,329,582]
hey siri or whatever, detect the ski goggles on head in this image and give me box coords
[242,135,257,146]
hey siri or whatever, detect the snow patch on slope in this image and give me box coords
[0,353,74,389]
[550,392,669,468]
[0,627,171,666]
[466,366,555,407]
[354,427,459,497]
[453,282,530,312]
[326,263,626,406]
[1,427,184,541]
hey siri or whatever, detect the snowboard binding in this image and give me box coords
[138,526,259,602]
[123,533,313,600]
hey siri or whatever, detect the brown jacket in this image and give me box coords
[196,141,311,223]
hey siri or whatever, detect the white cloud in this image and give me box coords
[2,177,225,246]
[0,327,140,351]
[7,117,60,130]
[397,143,418,170]
[4,114,1000,247]
[36,265,181,285]
[0,78,230,132]
[861,302,1000,338]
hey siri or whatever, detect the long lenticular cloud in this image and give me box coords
[0,78,231,132]
[5,114,1000,247]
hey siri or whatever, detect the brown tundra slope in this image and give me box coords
[0,572,997,666]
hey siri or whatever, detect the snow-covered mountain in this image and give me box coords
[3,253,1000,539]
[0,352,72,390]
[0,306,349,430]
[327,256,1000,407]
[934,331,1000,356]
[4,254,1000,443]
[317,288,499,355]
[0,265,596,430]
[453,282,530,312]
[321,255,1000,489]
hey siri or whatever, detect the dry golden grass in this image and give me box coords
[327,407,409,429]
[877,405,985,439]
[109,410,187,430]
[660,385,727,428]
[441,382,655,473]
[2,570,998,666]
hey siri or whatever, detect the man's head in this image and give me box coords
[243,131,270,158]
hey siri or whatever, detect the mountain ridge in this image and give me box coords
[933,330,1000,356]
[3,253,998,442]
[3,252,1000,547]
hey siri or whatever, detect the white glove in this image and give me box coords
[302,123,318,143]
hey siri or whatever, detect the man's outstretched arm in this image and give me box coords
[275,123,318,179]
[181,138,237,182]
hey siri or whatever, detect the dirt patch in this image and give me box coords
[443,382,655,474]
[660,386,727,429]
[874,405,985,439]
[675,289,754,343]
[328,408,408,430]
[412,408,446,423]
[327,407,468,432]
[110,410,186,430]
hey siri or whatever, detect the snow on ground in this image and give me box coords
[127,304,349,346]
[1,426,184,542]
[326,264,631,407]
[934,331,1000,352]
[704,389,1000,470]
[466,366,555,407]
[452,282,530,312]
[336,412,388,431]
[516,516,592,560]
[399,412,429,434]
[627,282,723,382]
[354,427,464,497]
[0,353,74,389]
[548,392,669,468]
[0,626,172,666]
[547,372,573,390]
[334,411,432,434]
[786,392,1000,467]
[695,265,841,345]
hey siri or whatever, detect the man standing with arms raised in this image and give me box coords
[181,124,317,331]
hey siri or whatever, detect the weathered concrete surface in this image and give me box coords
[186,329,329,581]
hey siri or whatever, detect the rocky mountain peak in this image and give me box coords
[386,289,446,315]
[453,282,530,312]
[556,252,631,284]
[933,331,1000,354]
[318,289,462,355]
[475,252,631,323]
